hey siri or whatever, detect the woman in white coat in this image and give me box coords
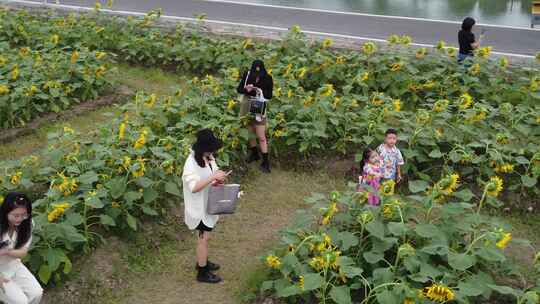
[0,192,43,304]
[182,129,230,284]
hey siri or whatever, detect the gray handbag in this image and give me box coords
[207,184,241,215]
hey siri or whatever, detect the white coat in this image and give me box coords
[0,230,43,304]
[182,152,219,230]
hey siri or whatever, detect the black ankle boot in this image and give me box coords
[196,264,222,284]
[195,260,220,271]
[260,153,271,173]
[207,260,220,271]
[247,146,260,163]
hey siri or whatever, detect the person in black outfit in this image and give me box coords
[236,60,274,173]
[458,17,482,62]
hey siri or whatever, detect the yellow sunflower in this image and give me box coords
[362,42,376,55]
[266,255,281,269]
[496,232,512,249]
[486,176,503,197]
[424,284,455,303]
[380,179,395,196]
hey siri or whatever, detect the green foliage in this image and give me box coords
[0,9,114,128]
[0,7,539,293]
[261,184,540,303]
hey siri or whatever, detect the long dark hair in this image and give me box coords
[0,192,32,249]
[360,147,376,170]
[247,60,268,83]
[461,17,475,32]
[193,146,210,168]
[192,129,222,168]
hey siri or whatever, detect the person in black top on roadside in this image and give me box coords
[236,60,274,173]
[458,17,483,62]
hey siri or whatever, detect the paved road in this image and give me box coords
[18,0,540,55]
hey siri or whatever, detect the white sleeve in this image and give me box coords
[22,235,32,249]
[182,159,201,193]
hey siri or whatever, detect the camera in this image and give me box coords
[0,240,10,249]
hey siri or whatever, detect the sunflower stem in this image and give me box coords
[465,233,488,255]
[476,188,488,216]
[293,235,315,254]
[360,283,401,304]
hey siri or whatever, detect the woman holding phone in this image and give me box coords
[237,60,273,173]
[0,192,43,304]
[182,129,231,283]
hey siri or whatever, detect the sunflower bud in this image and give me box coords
[357,211,374,225]
[398,243,416,257]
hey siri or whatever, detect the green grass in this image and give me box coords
[43,169,347,304]
[238,264,272,303]
[0,63,192,303]
[1,63,536,303]
[505,213,540,284]
[0,64,188,161]
[42,180,540,304]
[0,104,121,160]
[115,64,188,95]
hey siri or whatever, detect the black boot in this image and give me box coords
[195,260,220,271]
[260,153,271,173]
[207,260,220,271]
[196,264,222,284]
[247,146,260,163]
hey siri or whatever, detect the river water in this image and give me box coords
[237,0,534,27]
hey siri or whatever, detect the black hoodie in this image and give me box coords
[236,60,273,99]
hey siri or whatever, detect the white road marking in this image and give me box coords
[3,0,536,59]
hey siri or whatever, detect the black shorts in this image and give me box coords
[196,221,213,232]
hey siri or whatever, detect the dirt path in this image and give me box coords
[44,168,346,304]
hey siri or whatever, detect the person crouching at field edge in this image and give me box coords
[236,60,274,173]
[0,192,43,304]
[376,129,405,184]
[182,129,231,283]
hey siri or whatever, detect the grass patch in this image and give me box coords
[115,64,188,96]
[0,104,121,160]
[238,264,272,303]
[43,168,347,304]
[505,213,540,285]
[0,64,187,161]
[2,63,536,303]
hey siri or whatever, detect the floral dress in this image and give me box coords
[360,163,382,206]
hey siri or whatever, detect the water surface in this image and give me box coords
[237,0,534,27]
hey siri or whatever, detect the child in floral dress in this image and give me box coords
[358,148,383,206]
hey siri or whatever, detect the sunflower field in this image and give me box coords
[0,5,539,302]
[261,179,540,303]
[0,9,114,129]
